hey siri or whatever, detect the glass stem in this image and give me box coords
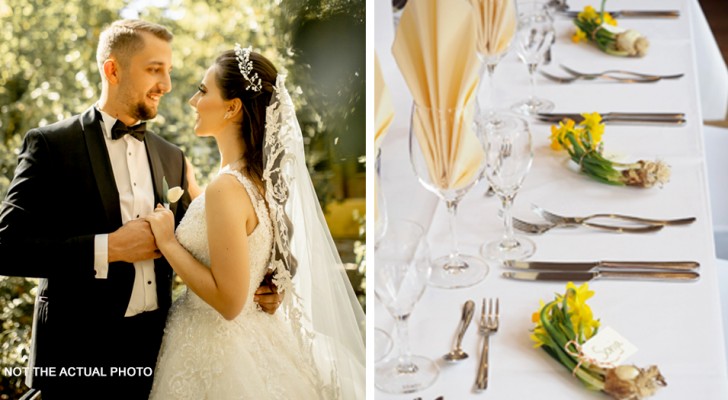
[395,314,417,373]
[528,63,538,106]
[446,199,463,269]
[375,148,387,245]
[487,63,496,113]
[501,195,517,245]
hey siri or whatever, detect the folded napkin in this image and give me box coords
[392,0,484,190]
[471,0,517,59]
[375,53,394,149]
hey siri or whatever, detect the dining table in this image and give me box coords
[373,0,728,398]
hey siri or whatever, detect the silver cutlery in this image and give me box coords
[504,260,700,272]
[474,298,499,392]
[541,70,661,84]
[560,64,684,80]
[532,205,696,227]
[546,0,568,12]
[443,300,475,363]
[536,112,686,125]
[560,10,680,19]
[502,270,699,282]
[512,216,664,234]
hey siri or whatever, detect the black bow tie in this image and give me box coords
[111,120,146,141]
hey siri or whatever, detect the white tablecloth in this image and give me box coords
[374,0,728,398]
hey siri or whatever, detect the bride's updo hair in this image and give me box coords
[213,49,278,189]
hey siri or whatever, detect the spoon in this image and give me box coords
[443,299,475,363]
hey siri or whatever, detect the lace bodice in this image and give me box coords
[174,168,274,315]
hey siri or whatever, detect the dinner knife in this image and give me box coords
[502,270,700,282]
[504,260,700,272]
[561,10,680,19]
[536,113,686,125]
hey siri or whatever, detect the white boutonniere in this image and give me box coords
[162,176,184,209]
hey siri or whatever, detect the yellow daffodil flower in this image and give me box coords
[529,281,666,398]
[572,28,587,43]
[548,112,669,188]
[573,1,648,57]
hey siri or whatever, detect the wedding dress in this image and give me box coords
[148,168,329,400]
[150,72,364,399]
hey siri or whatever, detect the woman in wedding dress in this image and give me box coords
[144,45,365,399]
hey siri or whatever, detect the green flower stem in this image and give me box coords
[560,132,626,185]
[539,301,606,391]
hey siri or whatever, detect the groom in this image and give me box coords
[0,20,279,399]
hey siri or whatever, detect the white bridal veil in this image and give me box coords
[262,73,366,399]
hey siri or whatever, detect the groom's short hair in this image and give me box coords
[96,19,173,74]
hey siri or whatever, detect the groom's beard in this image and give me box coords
[131,100,157,121]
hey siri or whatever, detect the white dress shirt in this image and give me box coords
[93,108,158,317]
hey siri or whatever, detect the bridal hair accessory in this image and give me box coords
[234,43,262,92]
[162,176,184,210]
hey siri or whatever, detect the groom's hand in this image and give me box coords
[254,282,283,315]
[108,219,161,263]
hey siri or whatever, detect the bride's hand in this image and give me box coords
[144,204,177,250]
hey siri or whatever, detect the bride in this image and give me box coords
[144,44,365,399]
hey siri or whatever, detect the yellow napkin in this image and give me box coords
[392,0,484,190]
[374,53,394,149]
[471,0,517,58]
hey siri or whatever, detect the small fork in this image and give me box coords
[512,216,664,234]
[560,64,684,80]
[475,298,499,391]
[540,70,660,84]
[532,204,696,227]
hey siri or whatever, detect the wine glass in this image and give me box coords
[409,102,489,289]
[375,219,438,394]
[471,0,519,120]
[375,147,388,245]
[479,112,535,260]
[510,1,556,115]
[375,327,394,363]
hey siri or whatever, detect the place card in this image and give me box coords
[581,326,638,367]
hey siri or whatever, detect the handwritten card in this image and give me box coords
[581,326,638,367]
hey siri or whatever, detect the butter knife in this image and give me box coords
[502,270,700,282]
[504,260,700,272]
[561,10,680,19]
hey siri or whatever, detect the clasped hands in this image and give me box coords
[108,211,283,314]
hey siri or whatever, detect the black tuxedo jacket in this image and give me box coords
[0,106,191,389]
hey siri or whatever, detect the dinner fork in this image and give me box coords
[540,70,660,84]
[512,216,664,234]
[560,64,684,80]
[532,204,696,226]
[474,298,499,391]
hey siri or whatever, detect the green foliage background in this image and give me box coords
[0,0,364,398]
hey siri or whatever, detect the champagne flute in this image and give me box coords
[479,112,535,260]
[471,0,518,121]
[375,220,438,394]
[409,102,489,289]
[510,1,556,115]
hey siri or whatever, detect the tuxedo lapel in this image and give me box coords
[144,133,165,208]
[81,107,121,228]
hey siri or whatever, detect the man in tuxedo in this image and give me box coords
[0,20,279,399]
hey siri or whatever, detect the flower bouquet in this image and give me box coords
[572,1,649,57]
[549,113,670,188]
[531,282,667,399]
